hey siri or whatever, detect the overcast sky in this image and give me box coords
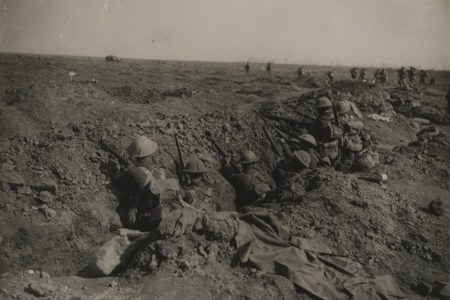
[0,0,449,69]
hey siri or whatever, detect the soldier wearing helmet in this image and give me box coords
[222,150,271,209]
[279,134,320,170]
[309,97,344,168]
[110,136,180,230]
[339,120,365,172]
[359,68,366,82]
[273,149,311,185]
[182,158,220,212]
[335,100,352,125]
[350,68,358,81]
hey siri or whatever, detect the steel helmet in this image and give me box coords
[238,150,259,165]
[293,150,311,168]
[183,159,207,173]
[315,97,332,108]
[298,134,317,147]
[126,136,158,158]
[336,101,351,114]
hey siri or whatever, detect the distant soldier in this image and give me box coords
[408,67,416,86]
[379,69,388,85]
[350,68,358,80]
[419,70,428,87]
[359,68,367,82]
[244,62,250,75]
[373,69,380,84]
[326,69,335,84]
[265,62,272,75]
[429,77,435,87]
[297,66,304,79]
[222,150,271,209]
[398,67,407,88]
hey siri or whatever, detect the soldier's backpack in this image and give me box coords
[320,140,340,161]
[343,134,363,152]
[352,149,380,171]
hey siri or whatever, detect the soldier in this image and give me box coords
[110,136,181,230]
[265,62,272,75]
[280,134,320,170]
[419,70,428,87]
[398,67,407,87]
[379,69,388,85]
[182,158,218,212]
[359,68,366,82]
[373,69,380,84]
[244,62,250,75]
[350,68,358,80]
[340,121,364,172]
[297,66,304,79]
[273,150,310,186]
[429,77,435,87]
[309,97,343,167]
[326,69,335,84]
[335,100,352,125]
[222,150,271,209]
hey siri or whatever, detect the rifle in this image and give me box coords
[332,103,341,127]
[210,138,239,169]
[260,113,306,125]
[100,140,131,167]
[263,127,283,157]
[174,133,188,186]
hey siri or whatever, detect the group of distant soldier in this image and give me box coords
[397,66,434,88]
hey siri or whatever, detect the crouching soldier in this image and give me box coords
[340,121,364,172]
[182,158,218,212]
[110,136,181,231]
[280,134,320,170]
[273,150,311,186]
[222,150,271,210]
[310,97,344,168]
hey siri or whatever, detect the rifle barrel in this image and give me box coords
[100,140,130,167]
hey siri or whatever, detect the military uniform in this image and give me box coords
[340,121,364,172]
[222,151,270,209]
[350,68,358,80]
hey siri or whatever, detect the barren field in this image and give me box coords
[0,54,449,299]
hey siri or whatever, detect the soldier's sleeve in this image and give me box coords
[111,168,135,190]
[221,164,238,183]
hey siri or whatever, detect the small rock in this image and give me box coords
[40,206,57,218]
[405,206,417,223]
[222,123,232,132]
[1,170,25,187]
[28,269,35,274]
[38,191,54,203]
[17,185,32,195]
[27,282,46,297]
[40,271,50,279]
[32,178,58,194]
[108,280,118,288]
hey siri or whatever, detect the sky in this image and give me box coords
[0,0,449,69]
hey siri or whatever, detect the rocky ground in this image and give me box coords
[0,54,449,299]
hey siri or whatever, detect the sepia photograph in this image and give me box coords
[0,0,449,299]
